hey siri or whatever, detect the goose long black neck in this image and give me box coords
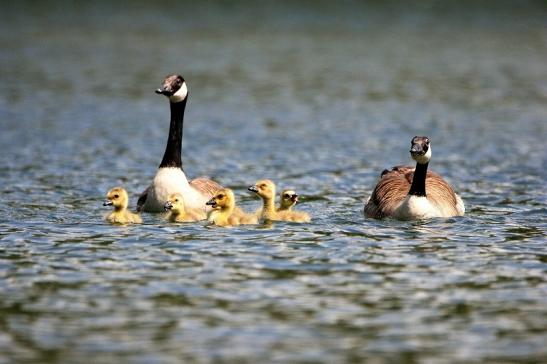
[159,99,187,169]
[408,162,428,197]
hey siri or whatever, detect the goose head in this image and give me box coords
[164,193,185,214]
[103,187,129,210]
[410,136,432,164]
[248,179,276,200]
[280,189,298,209]
[155,74,188,103]
[206,189,235,211]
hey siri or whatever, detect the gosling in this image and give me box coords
[206,189,257,227]
[248,180,310,223]
[278,189,299,211]
[164,193,206,222]
[103,187,142,224]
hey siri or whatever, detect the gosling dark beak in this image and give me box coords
[248,185,258,193]
[206,198,217,207]
[164,201,173,211]
[410,143,424,156]
[103,200,113,206]
[291,194,299,202]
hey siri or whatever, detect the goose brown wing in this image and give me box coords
[423,171,460,215]
[190,177,223,198]
[365,166,412,218]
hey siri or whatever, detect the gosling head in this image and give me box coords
[410,136,431,164]
[248,179,276,200]
[206,189,235,210]
[164,193,185,214]
[155,74,188,103]
[103,187,129,210]
[280,189,298,209]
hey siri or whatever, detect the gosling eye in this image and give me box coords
[283,194,290,199]
[114,194,119,199]
[217,194,224,199]
[174,199,179,202]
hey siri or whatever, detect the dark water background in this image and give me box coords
[1,1,546,363]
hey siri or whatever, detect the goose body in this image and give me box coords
[103,187,142,224]
[138,74,222,213]
[364,136,465,220]
[249,180,311,223]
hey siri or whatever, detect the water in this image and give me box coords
[1,1,546,363]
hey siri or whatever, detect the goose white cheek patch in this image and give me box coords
[414,146,432,164]
[169,82,188,103]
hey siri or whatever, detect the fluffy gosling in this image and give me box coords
[103,187,142,224]
[164,193,206,222]
[206,188,257,227]
[278,189,298,211]
[248,180,310,223]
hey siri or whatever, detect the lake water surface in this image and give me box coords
[1,1,546,363]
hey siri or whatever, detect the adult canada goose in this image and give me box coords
[364,136,465,219]
[249,179,311,223]
[206,188,257,227]
[164,193,206,222]
[103,187,142,224]
[137,74,222,213]
[278,189,298,211]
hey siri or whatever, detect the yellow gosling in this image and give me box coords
[278,189,298,211]
[248,180,310,223]
[164,193,206,222]
[103,187,142,224]
[206,189,257,227]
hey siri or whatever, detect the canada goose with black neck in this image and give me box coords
[364,136,465,219]
[137,74,222,213]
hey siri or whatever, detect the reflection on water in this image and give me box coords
[1,1,546,363]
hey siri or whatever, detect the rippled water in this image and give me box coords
[1,1,546,363]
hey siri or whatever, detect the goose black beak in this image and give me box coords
[248,185,258,193]
[410,143,425,156]
[164,201,173,211]
[103,200,113,206]
[155,88,173,96]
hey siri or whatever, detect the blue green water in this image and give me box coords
[1,1,546,363]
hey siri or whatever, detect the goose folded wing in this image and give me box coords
[190,177,223,197]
